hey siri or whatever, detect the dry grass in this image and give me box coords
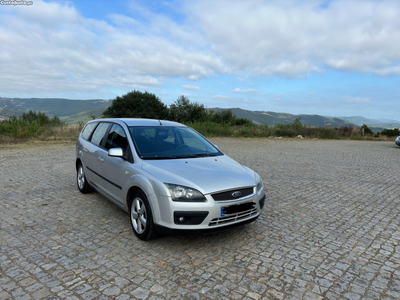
[0,124,82,145]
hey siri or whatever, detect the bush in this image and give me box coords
[0,110,66,139]
[206,109,252,126]
[381,128,400,137]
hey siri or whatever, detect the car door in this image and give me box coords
[85,122,111,188]
[95,123,131,205]
[78,121,99,183]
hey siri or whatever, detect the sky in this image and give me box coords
[0,0,399,121]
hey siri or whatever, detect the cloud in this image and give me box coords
[1,0,400,99]
[339,96,371,104]
[186,0,400,77]
[182,85,201,91]
[0,0,225,97]
[233,88,258,93]
[212,95,230,100]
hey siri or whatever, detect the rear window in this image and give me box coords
[90,123,110,147]
[81,122,98,141]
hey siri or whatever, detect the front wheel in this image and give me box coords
[129,191,158,241]
[77,163,92,193]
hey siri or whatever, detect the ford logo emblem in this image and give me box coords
[232,191,242,198]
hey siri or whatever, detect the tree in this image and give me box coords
[360,124,373,136]
[103,90,169,119]
[291,117,303,128]
[209,109,237,124]
[169,95,207,123]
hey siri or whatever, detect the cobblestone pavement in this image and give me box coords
[1,139,400,300]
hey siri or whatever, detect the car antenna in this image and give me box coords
[158,119,162,125]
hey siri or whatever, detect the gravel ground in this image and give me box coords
[1,138,400,300]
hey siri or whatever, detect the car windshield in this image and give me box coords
[129,126,223,159]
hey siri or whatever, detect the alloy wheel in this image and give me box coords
[131,197,147,234]
[77,165,85,190]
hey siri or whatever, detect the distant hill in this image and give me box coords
[341,116,400,130]
[213,108,356,127]
[0,97,111,123]
[1,97,399,130]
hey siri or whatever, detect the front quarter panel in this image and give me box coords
[123,166,168,223]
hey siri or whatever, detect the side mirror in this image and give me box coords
[108,148,124,157]
[214,144,219,149]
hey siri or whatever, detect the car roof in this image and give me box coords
[90,118,185,127]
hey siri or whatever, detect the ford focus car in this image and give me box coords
[76,118,265,240]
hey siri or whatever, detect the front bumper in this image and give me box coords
[150,186,265,232]
[155,215,259,236]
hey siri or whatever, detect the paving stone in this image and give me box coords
[1,139,400,299]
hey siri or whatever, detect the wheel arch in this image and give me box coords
[125,182,163,226]
[76,158,82,170]
[124,173,161,211]
[75,158,93,193]
[126,186,144,210]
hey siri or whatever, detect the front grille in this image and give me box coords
[209,205,258,226]
[211,187,254,202]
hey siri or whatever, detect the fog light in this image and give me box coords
[174,211,209,225]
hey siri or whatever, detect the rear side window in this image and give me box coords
[105,124,128,151]
[90,123,110,147]
[81,122,98,141]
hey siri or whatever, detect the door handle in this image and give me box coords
[83,148,88,153]
[98,156,104,162]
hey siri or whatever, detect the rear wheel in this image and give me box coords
[77,163,92,193]
[129,191,158,240]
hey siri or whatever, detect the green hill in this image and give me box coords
[213,108,356,127]
[340,116,400,131]
[0,97,111,124]
[1,97,397,129]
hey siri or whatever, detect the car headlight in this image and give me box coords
[255,173,263,192]
[165,184,206,202]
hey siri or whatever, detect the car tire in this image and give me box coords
[129,191,158,241]
[77,163,92,193]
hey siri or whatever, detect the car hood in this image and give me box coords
[141,155,256,194]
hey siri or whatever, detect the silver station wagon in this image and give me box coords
[76,118,266,240]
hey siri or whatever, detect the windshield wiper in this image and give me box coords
[140,153,219,160]
[193,153,219,157]
[140,156,177,160]
[175,153,219,159]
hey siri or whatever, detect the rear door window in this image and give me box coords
[90,123,110,147]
